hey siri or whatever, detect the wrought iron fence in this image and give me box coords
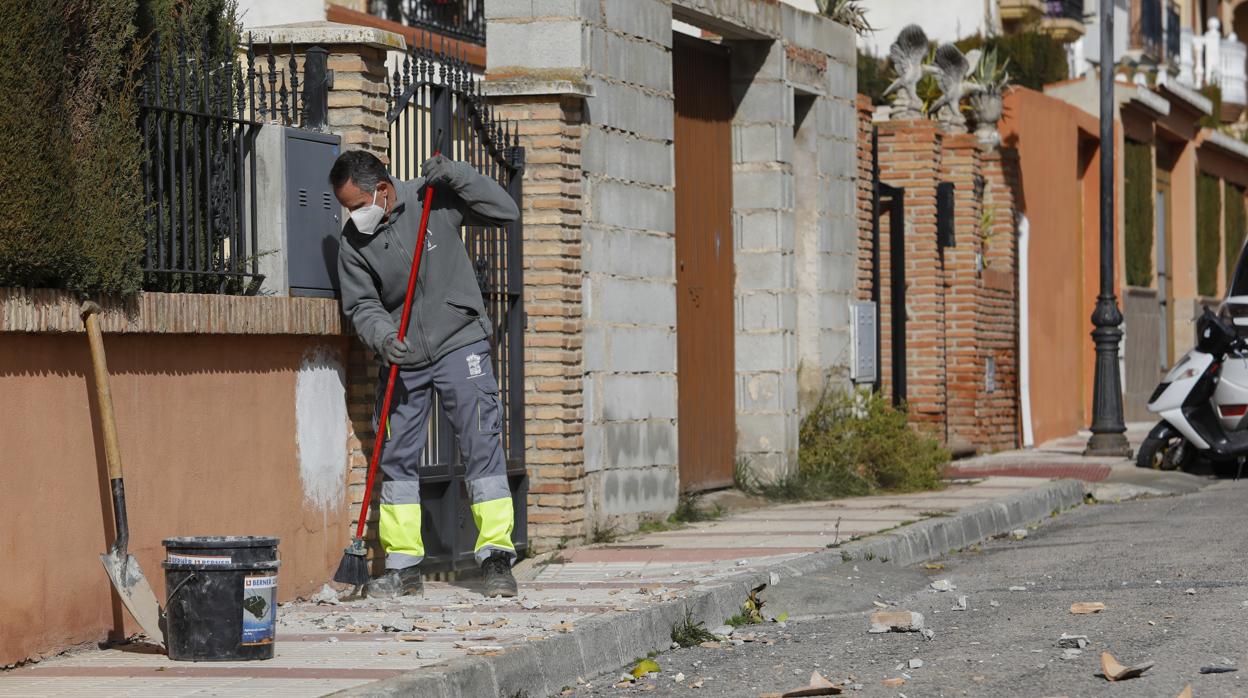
[383,36,527,571]
[371,0,486,45]
[138,32,329,293]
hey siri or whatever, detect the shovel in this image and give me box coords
[82,301,164,645]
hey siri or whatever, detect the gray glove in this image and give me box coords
[421,154,458,188]
[383,334,412,365]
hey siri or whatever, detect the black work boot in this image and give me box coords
[365,566,424,599]
[481,551,518,598]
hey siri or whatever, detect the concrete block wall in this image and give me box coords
[729,39,798,483]
[485,0,861,537]
[582,0,680,522]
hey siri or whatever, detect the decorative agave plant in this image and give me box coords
[968,49,1011,147]
[816,0,872,36]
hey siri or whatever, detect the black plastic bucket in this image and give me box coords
[161,536,281,661]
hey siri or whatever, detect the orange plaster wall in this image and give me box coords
[0,333,351,665]
[1001,88,1107,444]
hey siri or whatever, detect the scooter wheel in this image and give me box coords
[1136,434,1191,471]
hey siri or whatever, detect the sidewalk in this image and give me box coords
[0,473,1087,698]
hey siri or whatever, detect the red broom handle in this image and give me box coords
[353,160,439,540]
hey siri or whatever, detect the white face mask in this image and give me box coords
[349,188,387,235]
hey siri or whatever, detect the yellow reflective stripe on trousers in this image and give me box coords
[379,503,424,559]
[470,497,515,553]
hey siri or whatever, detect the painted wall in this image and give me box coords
[235,0,325,28]
[1001,88,1105,444]
[0,333,350,665]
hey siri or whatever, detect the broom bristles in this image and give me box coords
[333,540,370,586]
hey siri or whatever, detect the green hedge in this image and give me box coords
[956,32,1069,91]
[0,0,237,296]
[1198,171,1222,297]
[1124,140,1154,287]
[1226,181,1247,284]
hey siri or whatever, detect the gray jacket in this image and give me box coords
[338,161,519,367]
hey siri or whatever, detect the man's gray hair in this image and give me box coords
[329,150,389,192]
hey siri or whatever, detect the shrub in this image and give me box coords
[858,49,892,106]
[0,0,239,295]
[1124,139,1154,287]
[1226,181,1246,283]
[739,391,948,501]
[956,32,1069,91]
[1197,171,1221,297]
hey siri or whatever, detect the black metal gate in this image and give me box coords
[385,38,527,571]
[871,127,907,406]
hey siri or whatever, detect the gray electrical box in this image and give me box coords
[851,301,878,384]
[286,129,342,297]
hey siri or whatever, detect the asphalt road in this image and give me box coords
[563,480,1248,698]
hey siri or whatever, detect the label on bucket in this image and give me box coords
[167,553,232,566]
[240,574,277,646]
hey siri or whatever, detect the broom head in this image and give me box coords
[333,538,370,587]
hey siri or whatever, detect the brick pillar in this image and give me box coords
[491,93,588,551]
[978,146,1021,451]
[877,120,946,438]
[248,25,402,159]
[941,134,984,454]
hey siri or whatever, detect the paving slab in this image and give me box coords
[0,476,1086,698]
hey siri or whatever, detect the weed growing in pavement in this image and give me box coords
[724,612,762,627]
[671,607,718,648]
[589,522,620,544]
[736,390,948,502]
[671,491,726,524]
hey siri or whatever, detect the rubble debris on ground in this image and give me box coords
[1070,602,1106,614]
[1008,586,1027,591]
[929,579,954,592]
[1200,659,1237,674]
[1057,634,1088,649]
[1184,588,1197,595]
[1010,529,1028,540]
[868,610,925,633]
[631,658,660,678]
[953,595,968,611]
[760,671,844,697]
[1100,651,1154,682]
[882,677,906,687]
[309,584,341,605]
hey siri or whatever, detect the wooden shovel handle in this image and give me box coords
[82,302,124,481]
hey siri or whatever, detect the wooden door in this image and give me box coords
[674,34,735,491]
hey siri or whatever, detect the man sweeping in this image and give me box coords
[331,149,520,598]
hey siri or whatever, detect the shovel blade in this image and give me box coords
[101,551,164,645]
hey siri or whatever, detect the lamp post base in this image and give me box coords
[1083,431,1133,458]
[1084,294,1132,459]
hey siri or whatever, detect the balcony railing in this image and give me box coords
[370,0,486,45]
[1138,0,1164,57]
[1166,2,1181,60]
[1044,0,1083,21]
[1179,18,1248,108]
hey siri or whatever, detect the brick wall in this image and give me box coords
[862,112,1020,452]
[493,94,588,550]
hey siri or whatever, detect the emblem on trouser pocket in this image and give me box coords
[467,352,483,378]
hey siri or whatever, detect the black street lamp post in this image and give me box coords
[1085,0,1133,457]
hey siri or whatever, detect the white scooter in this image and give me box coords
[1139,305,1248,475]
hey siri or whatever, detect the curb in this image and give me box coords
[333,479,1087,698]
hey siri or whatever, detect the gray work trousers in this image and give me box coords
[373,339,515,569]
